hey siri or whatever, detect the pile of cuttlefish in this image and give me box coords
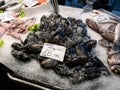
[86,10,120,73]
[11,14,110,84]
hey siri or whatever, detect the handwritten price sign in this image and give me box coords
[23,0,38,7]
[40,43,66,62]
[0,12,13,22]
[93,13,110,23]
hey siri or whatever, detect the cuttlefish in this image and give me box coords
[107,24,120,73]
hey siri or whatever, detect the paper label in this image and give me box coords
[23,0,38,7]
[40,43,66,62]
[93,13,110,23]
[0,12,13,22]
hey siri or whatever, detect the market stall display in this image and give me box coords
[0,1,120,90]
[0,0,48,10]
[11,13,110,84]
[86,10,120,73]
[0,0,49,19]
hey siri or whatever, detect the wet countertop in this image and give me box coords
[0,2,120,90]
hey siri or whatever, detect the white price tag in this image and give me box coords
[40,43,66,62]
[0,12,13,22]
[23,0,38,7]
[93,14,110,23]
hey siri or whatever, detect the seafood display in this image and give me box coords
[0,18,36,40]
[86,10,120,73]
[11,14,110,84]
[86,10,120,46]
[107,24,120,73]
[86,18,116,43]
[0,0,48,11]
